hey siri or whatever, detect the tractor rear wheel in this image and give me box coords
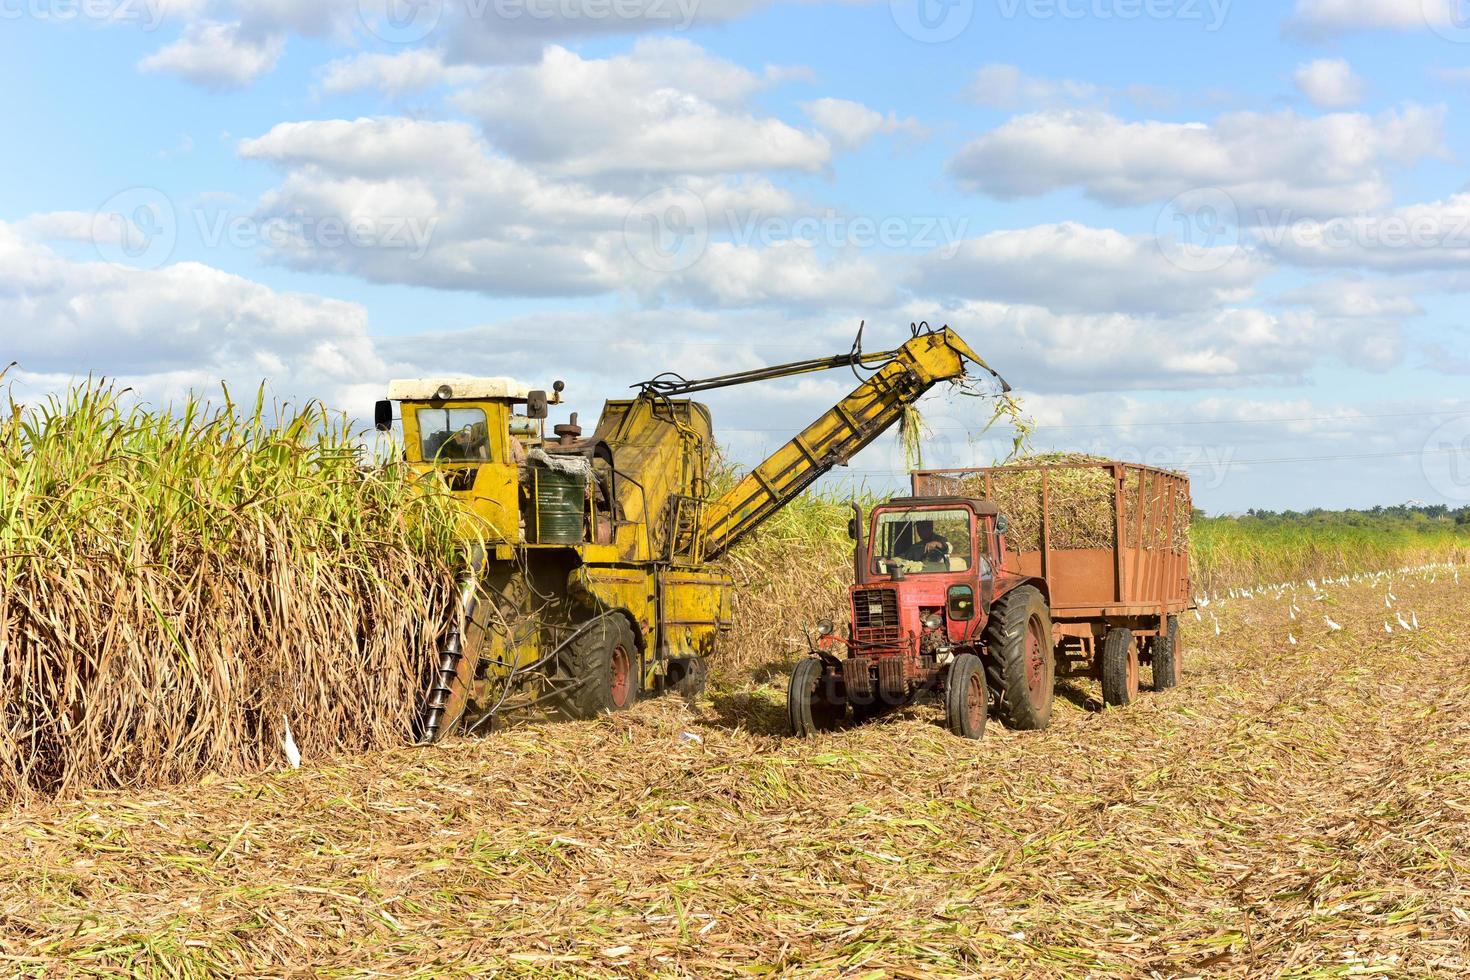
[983,585,1055,731]
[1152,616,1181,691]
[788,658,843,737]
[1100,627,1139,707]
[944,653,988,740]
[559,616,641,719]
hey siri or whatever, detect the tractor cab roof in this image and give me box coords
[879,496,1001,517]
[387,377,533,402]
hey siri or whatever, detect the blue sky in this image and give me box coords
[3,0,1470,514]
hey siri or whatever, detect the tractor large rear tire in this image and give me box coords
[559,616,641,720]
[945,653,988,740]
[983,585,1055,731]
[1152,616,1181,691]
[788,658,844,737]
[1100,627,1139,707]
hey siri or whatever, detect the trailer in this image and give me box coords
[788,459,1193,738]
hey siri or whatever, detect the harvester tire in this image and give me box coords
[788,658,843,737]
[560,616,641,719]
[1101,627,1139,707]
[982,585,1055,731]
[944,653,988,740]
[1152,616,1181,691]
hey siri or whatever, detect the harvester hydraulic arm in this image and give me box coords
[684,326,1008,562]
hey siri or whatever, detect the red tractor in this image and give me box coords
[787,461,1192,739]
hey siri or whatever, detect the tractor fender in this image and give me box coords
[994,576,1051,610]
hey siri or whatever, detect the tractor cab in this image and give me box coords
[850,497,1007,652]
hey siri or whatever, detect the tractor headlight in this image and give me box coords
[815,618,835,636]
[923,613,944,630]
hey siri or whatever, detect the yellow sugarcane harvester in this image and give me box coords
[373,324,1009,741]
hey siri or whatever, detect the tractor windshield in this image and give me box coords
[416,408,491,462]
[871,508,972,575]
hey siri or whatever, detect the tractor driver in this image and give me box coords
[902,520,951,565]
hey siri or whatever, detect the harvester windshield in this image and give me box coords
[872,508,973,574]
[416,407,490,462]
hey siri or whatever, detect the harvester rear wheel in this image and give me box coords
[983,585,1055,731]
[560,616,641,719]
[944,653,988,740]
[1152,616,1181,691]
[1101,627,1139,707]
[788,658,843,737]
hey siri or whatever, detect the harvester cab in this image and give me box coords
[375,377,565,543]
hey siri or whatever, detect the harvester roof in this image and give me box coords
[387,377,532,401]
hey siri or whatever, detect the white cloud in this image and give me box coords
[800,98,927,150]
[910,298,1403,393]
[138,20,285,90]
[1277,276,1425,318]
[1294,58,1367,108]
[916,223,1270,315]
[1255,192,1470,270]
[0,221,385,414]
[1288,0,1460,37]
[317,50,487,97]
[237,117,870,307]
[454,40,831,179]
[965,64,1106,109]
[948,105,1444,217]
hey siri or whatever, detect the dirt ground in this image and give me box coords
[2,567,1467,978]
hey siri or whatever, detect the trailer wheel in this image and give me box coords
[983,585,1055,731]
[1152,616,1181,691]
[1100,627,1139,707]
[667,656,708,699]
[560,616,641,719]
[788,658,843,737]
[945,653,988,740]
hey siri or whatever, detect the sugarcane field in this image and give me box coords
[8,2,1470,977]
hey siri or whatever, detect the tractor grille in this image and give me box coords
[853,587,901,645]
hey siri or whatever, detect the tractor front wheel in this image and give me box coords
[1100,627,1139,707]
[788,658,843,737]
[944,653,988,740]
